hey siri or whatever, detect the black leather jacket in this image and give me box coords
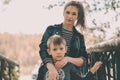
[39,23,88,64]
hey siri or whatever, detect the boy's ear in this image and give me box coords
[47,49,51,55]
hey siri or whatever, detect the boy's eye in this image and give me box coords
[53,48,57,51]
[60,48,63,50]
[66,11,70,14]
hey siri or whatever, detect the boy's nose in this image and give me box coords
[56,50,61,54]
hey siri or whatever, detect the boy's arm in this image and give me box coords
[89,61,103,74]
[82,71,94,80]
[70,63,94,80]
[83,61,103,80]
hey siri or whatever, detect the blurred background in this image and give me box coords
[0,0,120,80]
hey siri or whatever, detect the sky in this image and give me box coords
[0,0,64,34]
[0,0,120,39]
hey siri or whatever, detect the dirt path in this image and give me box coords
[19,75,33,80]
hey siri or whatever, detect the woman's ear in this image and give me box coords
[47,49,51,55]
[63,11,65,17]
[65,46,67,53]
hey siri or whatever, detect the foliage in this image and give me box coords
[3,0,11,5]
[42,0,65,10]
[0,32,101,75]
[85,0,120,40]
[0,32,42,74]
[0,57,19,80]
[42,0,120,40]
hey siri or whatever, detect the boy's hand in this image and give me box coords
[55,57,69,69]
[90,61,103,74]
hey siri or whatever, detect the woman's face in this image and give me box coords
[63,5,78,26]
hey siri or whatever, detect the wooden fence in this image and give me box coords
[84,37,120,80]
[0,54,19,80]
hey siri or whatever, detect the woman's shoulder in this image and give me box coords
[47,23,62,29]
[74,29,84,38]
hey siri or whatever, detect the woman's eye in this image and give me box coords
[72,13,76,15]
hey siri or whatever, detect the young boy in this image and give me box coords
[43,34,102,80]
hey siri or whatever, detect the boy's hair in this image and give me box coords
[47,34,66,49]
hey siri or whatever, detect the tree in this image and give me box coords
[84,0,120,40]
[42,0,120,40]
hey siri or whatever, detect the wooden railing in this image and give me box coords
[0,54,19,80]
[84,37,120,80]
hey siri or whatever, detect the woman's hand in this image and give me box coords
[55,57,69,69]
[47,69,58,80]
[46,63,58,80]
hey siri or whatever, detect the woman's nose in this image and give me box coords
[68,14,72,18]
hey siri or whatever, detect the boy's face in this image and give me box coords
[47,43,67,61]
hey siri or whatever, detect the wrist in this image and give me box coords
[43,58,53,65]
[66,56,70,62]
[46,63,56,70]
[90,67,95,74]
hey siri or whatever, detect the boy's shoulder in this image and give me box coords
[64,62,75,68]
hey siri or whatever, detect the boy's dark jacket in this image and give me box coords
[39,62,94,80]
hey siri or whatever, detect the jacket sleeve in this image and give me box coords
[77,34,88,66]
[82,71,94,80]
[39,26,53,65]
[70,64,94,80]
[79,35,88,60]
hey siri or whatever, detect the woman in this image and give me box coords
[37,1,88,80]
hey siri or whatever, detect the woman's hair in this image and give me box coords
[47,34,66,49]
[64,1,86,29]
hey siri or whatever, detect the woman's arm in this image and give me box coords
[46,63,58,80]
[39,26,53,64]
[66,35,87,67]
[77,34,88,66]
[39,26,58,80]
[65,57,84,67]
[55,57,84,68]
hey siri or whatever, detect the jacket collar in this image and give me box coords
[54,23,79,35]
[60,23,77,33]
